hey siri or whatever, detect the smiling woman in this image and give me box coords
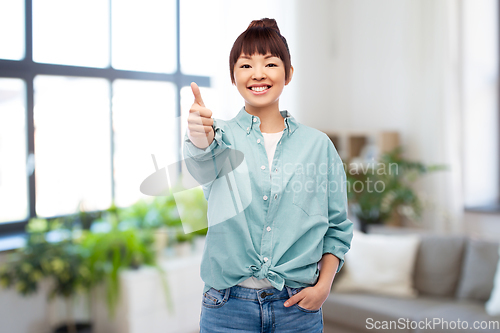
[184,17,353,333]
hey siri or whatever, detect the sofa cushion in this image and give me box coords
[456,238,499,302]
[367,228,467,297]
[414,234,466,297]
[323,292,453,333]
[416,300,500,333]
[331,231,420,298]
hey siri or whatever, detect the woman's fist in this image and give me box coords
[187,82,215,149]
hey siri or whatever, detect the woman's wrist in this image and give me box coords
[315,253,339,291]
[315,277,335,292]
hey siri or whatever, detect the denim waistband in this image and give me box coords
[220,284,304,302]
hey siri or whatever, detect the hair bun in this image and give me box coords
[247,18,280,34]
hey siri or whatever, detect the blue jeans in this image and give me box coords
[199,285,323,332]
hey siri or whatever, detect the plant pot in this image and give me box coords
[53,322,92,333]
[154,227,168,260]
[357,217,382,233]
[174,241,192,257]
[47,292,91,333]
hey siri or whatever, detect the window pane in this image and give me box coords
[0,79,28,222]
[180,0,221,76]
[112,0,177,73]
[113,80,176,207]
[33,0,110,68]
[34,76,111,217]
[0,0,25,60]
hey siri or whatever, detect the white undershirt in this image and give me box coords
[237,130,284,289]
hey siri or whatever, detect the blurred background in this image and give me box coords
[0,0,499,332]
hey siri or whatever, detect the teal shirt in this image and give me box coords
[183,107,353,293]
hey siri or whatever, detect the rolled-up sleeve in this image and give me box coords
[182,119,231,199]
[323,143,354,273]
[183,119,228,161]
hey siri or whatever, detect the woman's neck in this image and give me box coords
[244,102,285,133]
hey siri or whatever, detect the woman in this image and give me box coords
[184,18,353,332]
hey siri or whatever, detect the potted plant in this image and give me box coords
[345,146,447,232]
[92,201,174,311]
[0,209,173,332]
[81,225,168,317]
[0,217,93,333]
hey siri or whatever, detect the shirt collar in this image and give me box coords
[235,106,299,136]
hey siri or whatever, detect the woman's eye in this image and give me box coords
[241,64,251,68]
[266,63,278,67]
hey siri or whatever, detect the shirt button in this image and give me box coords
[253,118,257,122]
[263,257,269,262]
[257,139,261,143]
[261,165,265,170]
[263,195,268,200]
[274,194,278,199]
[275,168,278,172]
[266,226,271,232]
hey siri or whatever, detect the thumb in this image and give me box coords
[191,82,205,107]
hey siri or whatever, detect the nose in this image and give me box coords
[252,67,267,80]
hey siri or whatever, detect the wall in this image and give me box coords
[292,0,475,233]
[293,0,419,134]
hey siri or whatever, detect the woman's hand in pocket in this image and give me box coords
[283,285,330,311]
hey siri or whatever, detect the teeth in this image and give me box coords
[251,86,269,92]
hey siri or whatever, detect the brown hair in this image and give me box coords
[229,18,291,84]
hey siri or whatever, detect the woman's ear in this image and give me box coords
[285,66,294,85]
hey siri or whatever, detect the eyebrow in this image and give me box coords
[239,54,277,60]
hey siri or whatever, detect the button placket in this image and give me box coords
[251,123,270,216]
[269,137,283,210]
[260,116,285,275]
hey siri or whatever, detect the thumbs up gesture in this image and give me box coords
[187,82,215,149]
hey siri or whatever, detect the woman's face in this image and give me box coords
[233,52,290,111]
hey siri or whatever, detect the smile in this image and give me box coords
[248,85,271,94]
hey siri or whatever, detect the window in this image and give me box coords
[33,76,111,216]
[0,1,25,61]
[0,79,28,223]
[32,0,110,68]
[112,79,177,207]
[0,0,210,233]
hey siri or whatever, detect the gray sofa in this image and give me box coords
[323,231,500,333]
